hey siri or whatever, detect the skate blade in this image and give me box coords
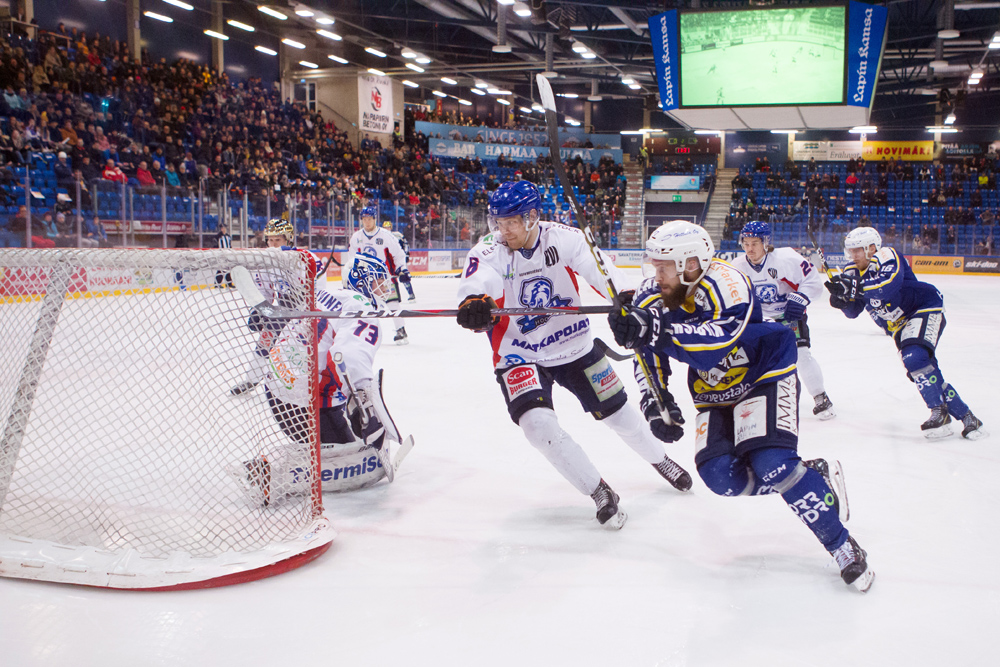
[394,338,409,346]
[601,509,628,530]
[852,567,875,593]
[830,460,850,522]
[814,407,836,421]
[922,423,954,440]
[963,427,989,441]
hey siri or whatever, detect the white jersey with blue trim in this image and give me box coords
[264,287,381,409]
[729,247,825,321]
[349,227,407,275]
[457,220,634,369]
[252,246,323,306]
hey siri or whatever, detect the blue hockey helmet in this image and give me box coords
[360,206,377,219]
[738,220,772,248]
[345,253,390,301]
[487,181,541,237]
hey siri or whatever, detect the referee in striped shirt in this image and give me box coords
[215,223,233,287]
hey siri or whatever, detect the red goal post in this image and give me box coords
[0,248,334,589]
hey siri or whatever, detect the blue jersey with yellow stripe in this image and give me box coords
[633,259,798,408]
[838,247,944,334]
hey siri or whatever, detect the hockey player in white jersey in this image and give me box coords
[455,180,692,529]
[235,253,402,503]
[349,207,409,344]
[731,221,835,419]
[384,220,416,302]
[231,218,315,396]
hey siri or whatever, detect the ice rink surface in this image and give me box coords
[2,268,998,667]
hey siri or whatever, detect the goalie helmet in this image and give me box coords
[345,253,390,301]
[844,226,882,257]
[738,220,772,248]
[264,218,295,244]
[644,220,715,286]
[487,181,541,236]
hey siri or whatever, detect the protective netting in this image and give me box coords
[0,248,321,561]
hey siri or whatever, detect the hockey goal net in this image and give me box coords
[0,248,334,589]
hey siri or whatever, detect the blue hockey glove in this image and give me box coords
[641,390,684,443]
[784,292,809,321]
[608,306,653,349]
[396,267,412,283]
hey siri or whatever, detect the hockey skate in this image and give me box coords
[230,380,259,396]
[830,535,874,593]
[591,479,627,529]
[228,455,272,506]
[394,327,409,346]
[812,392,836,420]
[960,411,988,440]
[921,405,953,439]
[652,455,693,492]
[803,458,849,522]
[406,291,416,302]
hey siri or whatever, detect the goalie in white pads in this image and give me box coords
[234,253,411,504]
[731,221,835,419]
[348,207,410,345]
[456,180,692,530]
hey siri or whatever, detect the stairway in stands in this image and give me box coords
[619,157,646,247]
[702,167,739,246]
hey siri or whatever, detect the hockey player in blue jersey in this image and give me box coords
[826,226,986,440]
[608,220,874,592]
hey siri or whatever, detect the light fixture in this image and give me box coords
[926,126,959,133]
[475,80,489,88]
[492,44,512,53]
[204,30,229,40]
[694,130,722,135]
[770,130,798,134]
[256,46,278,56]
[968,77,980,85]
[540,71,557,78]
[295,9,314,17]
[317,30,341,40]
[587,95,602,102]
[519,106,533,113]
[415,55,431,64]
[441,77,457,85]
[487,87,502,94]
[620,130,646,135]
[162,0,193,9]
[970,70,984,79]
[258,6,288,20]
[432,90,447,97]
[628,83,642,90]
[848,125,877,133]
[406,63,425,73]
[945,113,957,125]
[143,11,172,22]
[282,38,305,49]
[990,42,1000,50]
[498,0,515,5]
[621,76,635,85]
[938,29,960,39]
[496,89,512,95]
[328,55,348,64]
[299,61,318,69]
[571,41,588,54]
[581,51,597,59]
[557,93,578,98]
[470,88,486,96]
[401,47,417,59]
[365,47,387,58]
[497,99,511,105]
[566,118,580,126]
[368,68,386,76]
[929,59,949,69]
[402,80,419,88]
[458,99,472,106]
[531,103,544,112]
[512,2,532,17]
[227,20,254,32]
[316,17,335,25]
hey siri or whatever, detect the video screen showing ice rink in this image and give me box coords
[680,6,846,107]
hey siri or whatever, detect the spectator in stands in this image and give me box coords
[102,159,126,184]
[136,160,155,189]
[54,150,73,186]
[33,211,56,248]
[83,216,107,247]
[53,212,76,247]
[1,205,27,246]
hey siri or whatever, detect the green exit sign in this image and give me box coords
[672,194,682,202]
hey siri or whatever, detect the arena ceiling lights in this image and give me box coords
[441,77,458,85]
[143,11,172,22]
[162,0,192,10]
[927,126,959,133]
[328,55,348,64]
[255,46,277,56]
[317,30,341,41]
[512,2,532,18]
[282,38,305,49]
[258,6,288,20]
[402,80,419,88]
[204,30,229,41]
[848,126,877,134]
[406,63,425,73]
[316,18,335,25]
[368,68,386,76]
[227,20,254,32]
[470,88,485,96]
[295,9,314,17]
[401,47,417,59]
[299,61,318,69]
[458,99,472,106]
[365,47,387,58]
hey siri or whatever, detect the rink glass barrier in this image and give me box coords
[0,248,335,589]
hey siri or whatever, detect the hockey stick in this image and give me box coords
[806,197,836,279]
[232,266,612,319]
[593,337,635,362]
[535,74,672,425]
[333,352,393,482]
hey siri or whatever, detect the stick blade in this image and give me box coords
[231,265,268,310]
[535,73,556,112]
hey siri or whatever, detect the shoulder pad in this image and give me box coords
[872,247,896,264]
[706,260,752,307]
[634,276,662,307]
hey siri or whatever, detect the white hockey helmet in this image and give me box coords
[644,220,715,286]
[844,226,882,259]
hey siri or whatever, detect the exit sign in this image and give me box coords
[672,194,682,202]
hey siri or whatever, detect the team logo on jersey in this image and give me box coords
[515,277,572,334]
[768,268,778,278]
[754,284,780,304]
[544,246,559,267]
[503,354,528,366]
[360,247,378,259]
[375,238,384,245]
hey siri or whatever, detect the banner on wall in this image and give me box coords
[792,141,863,161]
[428,139,623,166]
[649,175,701,190]
[358,75,393,134]
[861,141,934,162]
[724,135,788,169]
[414,121,621,149]
[907,255,964,274]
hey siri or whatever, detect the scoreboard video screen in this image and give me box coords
[679,6,847,107]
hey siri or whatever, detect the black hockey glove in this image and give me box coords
[457,294,499,331]
[825,273,861,301]
[608,305,654,349]
[784,291,809,321]
[349,403,386,451]
[640,390,684,443]
[396,267,412,283]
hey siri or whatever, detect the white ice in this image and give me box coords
[2,270,998,667]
